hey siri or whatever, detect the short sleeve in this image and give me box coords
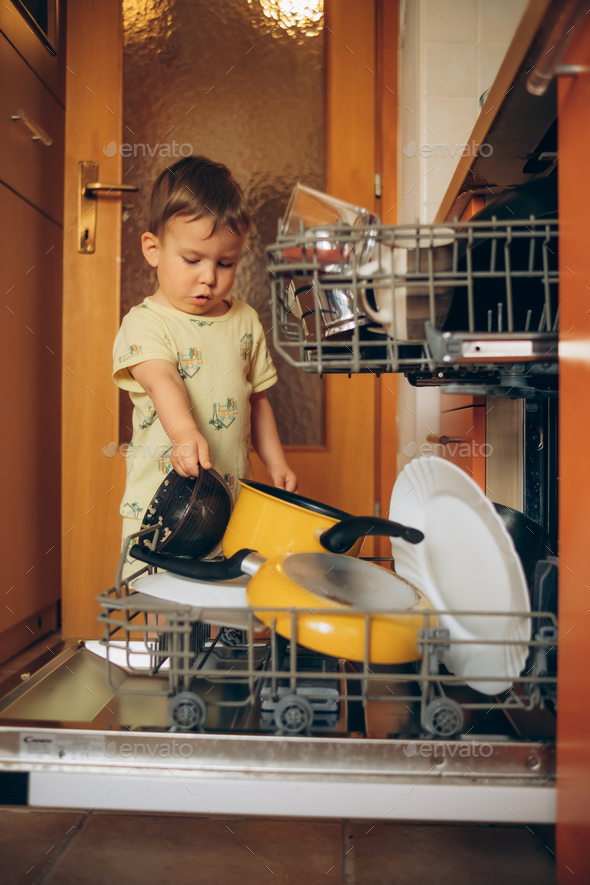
[248,325,278,393]
[113,305,177,392]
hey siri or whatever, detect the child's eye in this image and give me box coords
[219,262,234,269]
[183,257,198,265]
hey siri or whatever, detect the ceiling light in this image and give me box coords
[248,0,324,39]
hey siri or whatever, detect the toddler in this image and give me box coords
[113,156,296,570]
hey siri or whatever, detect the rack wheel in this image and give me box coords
[423,697,464,738]
[219,628,243,647]
[274,694,314,735]
[168,691,207,732]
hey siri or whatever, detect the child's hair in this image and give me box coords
[148,156,251,239]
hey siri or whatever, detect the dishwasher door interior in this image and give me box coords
[0,631,556,823]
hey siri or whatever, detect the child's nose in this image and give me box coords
[198,261,216,286]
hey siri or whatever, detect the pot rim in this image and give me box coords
[238,479,352,522]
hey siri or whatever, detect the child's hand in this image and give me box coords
[170,431,212,478]
[268,461,298,493]
[249,391,297,493]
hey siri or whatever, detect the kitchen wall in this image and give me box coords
[119,0,325,445]
[399,0,530,225]
[396,0,529,474]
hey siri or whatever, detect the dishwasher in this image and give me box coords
[0,216,558,823]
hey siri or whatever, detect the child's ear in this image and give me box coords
[141,231,160,267]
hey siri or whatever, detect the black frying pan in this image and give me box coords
[493,503,553,590]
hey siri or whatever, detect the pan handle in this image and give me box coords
[129,545,253,581]
[319,516,424,554]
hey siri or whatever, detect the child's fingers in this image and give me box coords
[172,460,199,478]
[285,475,298,493]
[186,454,202,477]
[270,470,297,493]
[171,450,200,478]
[196,439,212,470]
[170,437,212,475]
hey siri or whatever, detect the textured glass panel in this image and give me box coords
[120,0,325,445]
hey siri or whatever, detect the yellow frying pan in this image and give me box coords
[244,551,433,664]
[130,546,434,665]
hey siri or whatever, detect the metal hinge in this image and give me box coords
[374,501,381,517]
[374,173,382,198]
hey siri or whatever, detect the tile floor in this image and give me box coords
[0,808,555,884]
[0,635,556,884]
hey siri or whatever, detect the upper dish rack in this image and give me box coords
[266,217,559,396]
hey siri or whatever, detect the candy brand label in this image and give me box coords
[20,733,106,760]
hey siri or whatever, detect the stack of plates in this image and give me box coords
[389,457,530,695]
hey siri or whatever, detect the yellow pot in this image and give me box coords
[222,480,363,559]
[245,551,435,665]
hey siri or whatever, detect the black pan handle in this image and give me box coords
[129,546,252,581]
[319,516,424,555]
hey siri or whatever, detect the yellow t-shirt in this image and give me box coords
[112,295,277,521]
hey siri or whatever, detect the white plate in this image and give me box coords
[389,457,530,695]
[84,640,170,672]
[131,572,263,631]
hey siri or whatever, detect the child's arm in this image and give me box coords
[130,359,211,478]
[250,391,297,492]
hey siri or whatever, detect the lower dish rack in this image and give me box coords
[96,537,558,742]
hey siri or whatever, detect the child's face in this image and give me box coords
[142,215,245,316]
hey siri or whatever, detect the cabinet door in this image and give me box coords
[556,15,590,881]
[0,183,62,636]
[439,393,486,491]
[0,0,66,104]
[0,31,65,224]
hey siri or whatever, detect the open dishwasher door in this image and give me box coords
[0,608,556,823]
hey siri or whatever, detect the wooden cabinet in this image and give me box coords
[0,184,62,633]
[0,1,65,663]
[0,0,66,104]
[439,394,486,492]
[555,18,590,880]
[432,5,590,877]
[0,32,65,221]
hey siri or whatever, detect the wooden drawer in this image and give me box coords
[0,182,62,633]
[439,393,486,492]
[0,30,64,224]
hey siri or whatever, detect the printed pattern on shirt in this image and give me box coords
[177,347,203,379]
[240,333,253,361]
[158,445,173,475]
[138,409,158,431]
[119,344,143,363]
[121,501,143,518]
[209,397,237,431]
